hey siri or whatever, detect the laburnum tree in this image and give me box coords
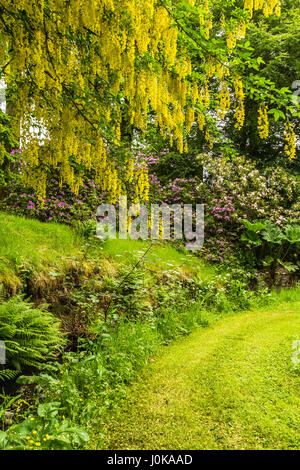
[221,0,300,169]
[0,0,297,202]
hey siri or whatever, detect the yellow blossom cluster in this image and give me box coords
[205,130,214,150]
[244,0,281,18]
[233,77,245,130]
[227,32,237,51]
[197,112,205,131]
[134,163,150,203]
[0,0,289,201]
[217,83,231,119]
[257,105,269,139]
[126,158,135,185]
[125,157,149,203]
[284,121,297,160]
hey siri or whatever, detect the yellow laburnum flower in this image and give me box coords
[217,83,231,118]
[284,121,296,160]
[233,76,245,129]
[257,105,269,139]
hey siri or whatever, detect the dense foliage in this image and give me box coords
[223,0,300,169]
[147,151,299,263]
[0,0,299,453]
[0,0,298,202]
[0,297,64,382]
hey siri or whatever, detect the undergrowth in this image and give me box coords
[0,277,275,449]
[0,212,298,450]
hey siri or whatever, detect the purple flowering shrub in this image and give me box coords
[2,149,298,266]
[146,152,299,263]
[2,149,152,226]
[1,160,109,225]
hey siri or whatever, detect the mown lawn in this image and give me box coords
[97,298,300,450]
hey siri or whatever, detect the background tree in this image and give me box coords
[223,0,300,171]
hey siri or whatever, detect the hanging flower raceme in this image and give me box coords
[284,121,297,160]
[244,0,281,18]
[257,105,269,139]
[0,0,291,203]
[217,83,231,119]
[233,77,245,130]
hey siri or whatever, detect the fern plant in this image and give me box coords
[0,297,65,381]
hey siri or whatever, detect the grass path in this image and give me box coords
[98,302,300,450]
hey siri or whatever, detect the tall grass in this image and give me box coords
[269,285,300,303]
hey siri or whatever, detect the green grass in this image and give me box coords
[270,286,300,303]
[0,212,215,292]
[103,238,215,280]
[0,212,83,290]
[98,296,300,450]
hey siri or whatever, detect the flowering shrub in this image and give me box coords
[147,151,299,263]
[3,182,103,225]
[2,148,152,224]
[197,154,299,225]
[6,180,105,224]
[1,155,110,224]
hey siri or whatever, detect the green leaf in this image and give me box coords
[268,108,286,122]
[262,256,274,267]
[241,232,262,246]
[17,374,59,386]
[284,225,300,244]
[262,222,284,244]
[37,402,60,418]
[241,219,267,233]
[0,431,7,448]
[278,260,299,273]
[72,428,90,444]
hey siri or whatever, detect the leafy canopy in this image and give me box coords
[0,0,296,200]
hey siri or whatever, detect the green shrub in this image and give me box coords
[241,220,300,282]
[0,297,65,381]
[147,152,299,263]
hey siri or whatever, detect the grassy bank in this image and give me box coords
[0,212,214,297]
